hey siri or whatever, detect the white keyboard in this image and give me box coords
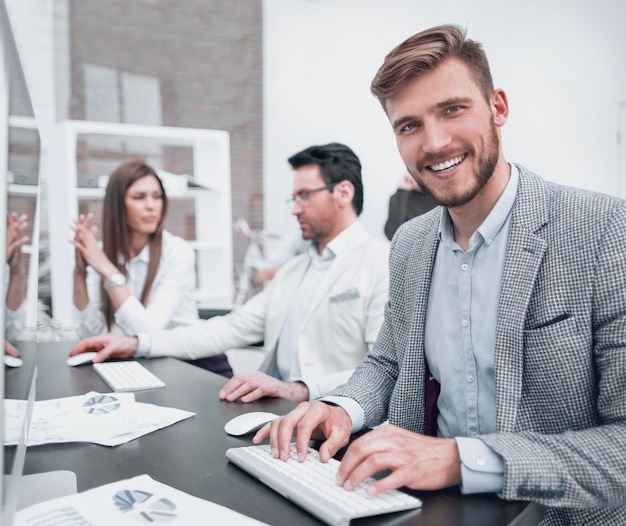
[93,361,166,392]
[226,444,422,526]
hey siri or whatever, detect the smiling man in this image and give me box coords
[70,143,389,403]
[257,25,626,525]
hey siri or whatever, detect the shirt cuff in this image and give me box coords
[5,302,25,341]
[113,295,144,335]
[5,301,25,321]
[297,378,320,401]
[455,436,504,494]
[318,395,365,434]
[134,333,151,359]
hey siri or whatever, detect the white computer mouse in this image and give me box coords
[224,411,280,436]
[3,355,23,368]
[66,351,99,367]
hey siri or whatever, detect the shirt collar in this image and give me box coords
[119,243,151,265]
[307,220,360,264]
[137,243,150,263]
[439,163,520,249]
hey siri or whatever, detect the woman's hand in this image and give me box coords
[71,213,114,276]
[6,212,29,272]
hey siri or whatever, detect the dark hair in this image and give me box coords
[287,142,364,215]
[101,159,168,328]
[371,24,494,107]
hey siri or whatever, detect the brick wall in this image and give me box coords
[68,0,263,271]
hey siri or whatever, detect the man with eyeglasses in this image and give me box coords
[70,143,390,403]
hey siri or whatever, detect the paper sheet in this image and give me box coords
[3,391,195,446]
[14,474,269,526]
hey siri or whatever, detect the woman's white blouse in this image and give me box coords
[73,231,199,338]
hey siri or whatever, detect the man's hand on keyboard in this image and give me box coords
[219,371,309,403]
[70,334,138,362]
[253,401,352,463]
[337,424,462,495]
[254,402,462,497]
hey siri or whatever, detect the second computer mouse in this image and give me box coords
[3,355,23,368]
[66,352,99,367]
[224,411,280,436]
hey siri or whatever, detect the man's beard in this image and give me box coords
[412,124,500,208]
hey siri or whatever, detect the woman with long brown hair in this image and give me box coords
[71,160,233,377]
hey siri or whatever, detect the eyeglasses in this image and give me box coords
[286,182,338,208]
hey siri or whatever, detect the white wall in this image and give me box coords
[263,0,626,239]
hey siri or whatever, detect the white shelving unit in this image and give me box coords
[47,120,233,326]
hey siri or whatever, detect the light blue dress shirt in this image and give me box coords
[426,164,518,492]
[325,165,520,494]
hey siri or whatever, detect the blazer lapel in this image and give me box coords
[301,224,369,326]
[495,166,549,433]
[405,227,439,344]
[262,256,310,352]
[402,217,440,434]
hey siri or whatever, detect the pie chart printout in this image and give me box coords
[82,395,121,416]
[113,489,178,522]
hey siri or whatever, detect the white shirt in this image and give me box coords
[73,230,199,337]
[274,222,360,390]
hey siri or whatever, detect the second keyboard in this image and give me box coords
[93,360,166,392]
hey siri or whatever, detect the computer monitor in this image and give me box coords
[1,2,76,523]
[0,1,37,522]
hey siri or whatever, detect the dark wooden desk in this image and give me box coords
[6,341,540,526]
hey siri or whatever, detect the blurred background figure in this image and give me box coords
[384,171,437,240]
[4,211,29,356]
[71,159,232,376]
[248,218,309,296]
[232,218,279,305]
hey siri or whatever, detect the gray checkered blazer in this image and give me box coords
[331,165,626,525]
